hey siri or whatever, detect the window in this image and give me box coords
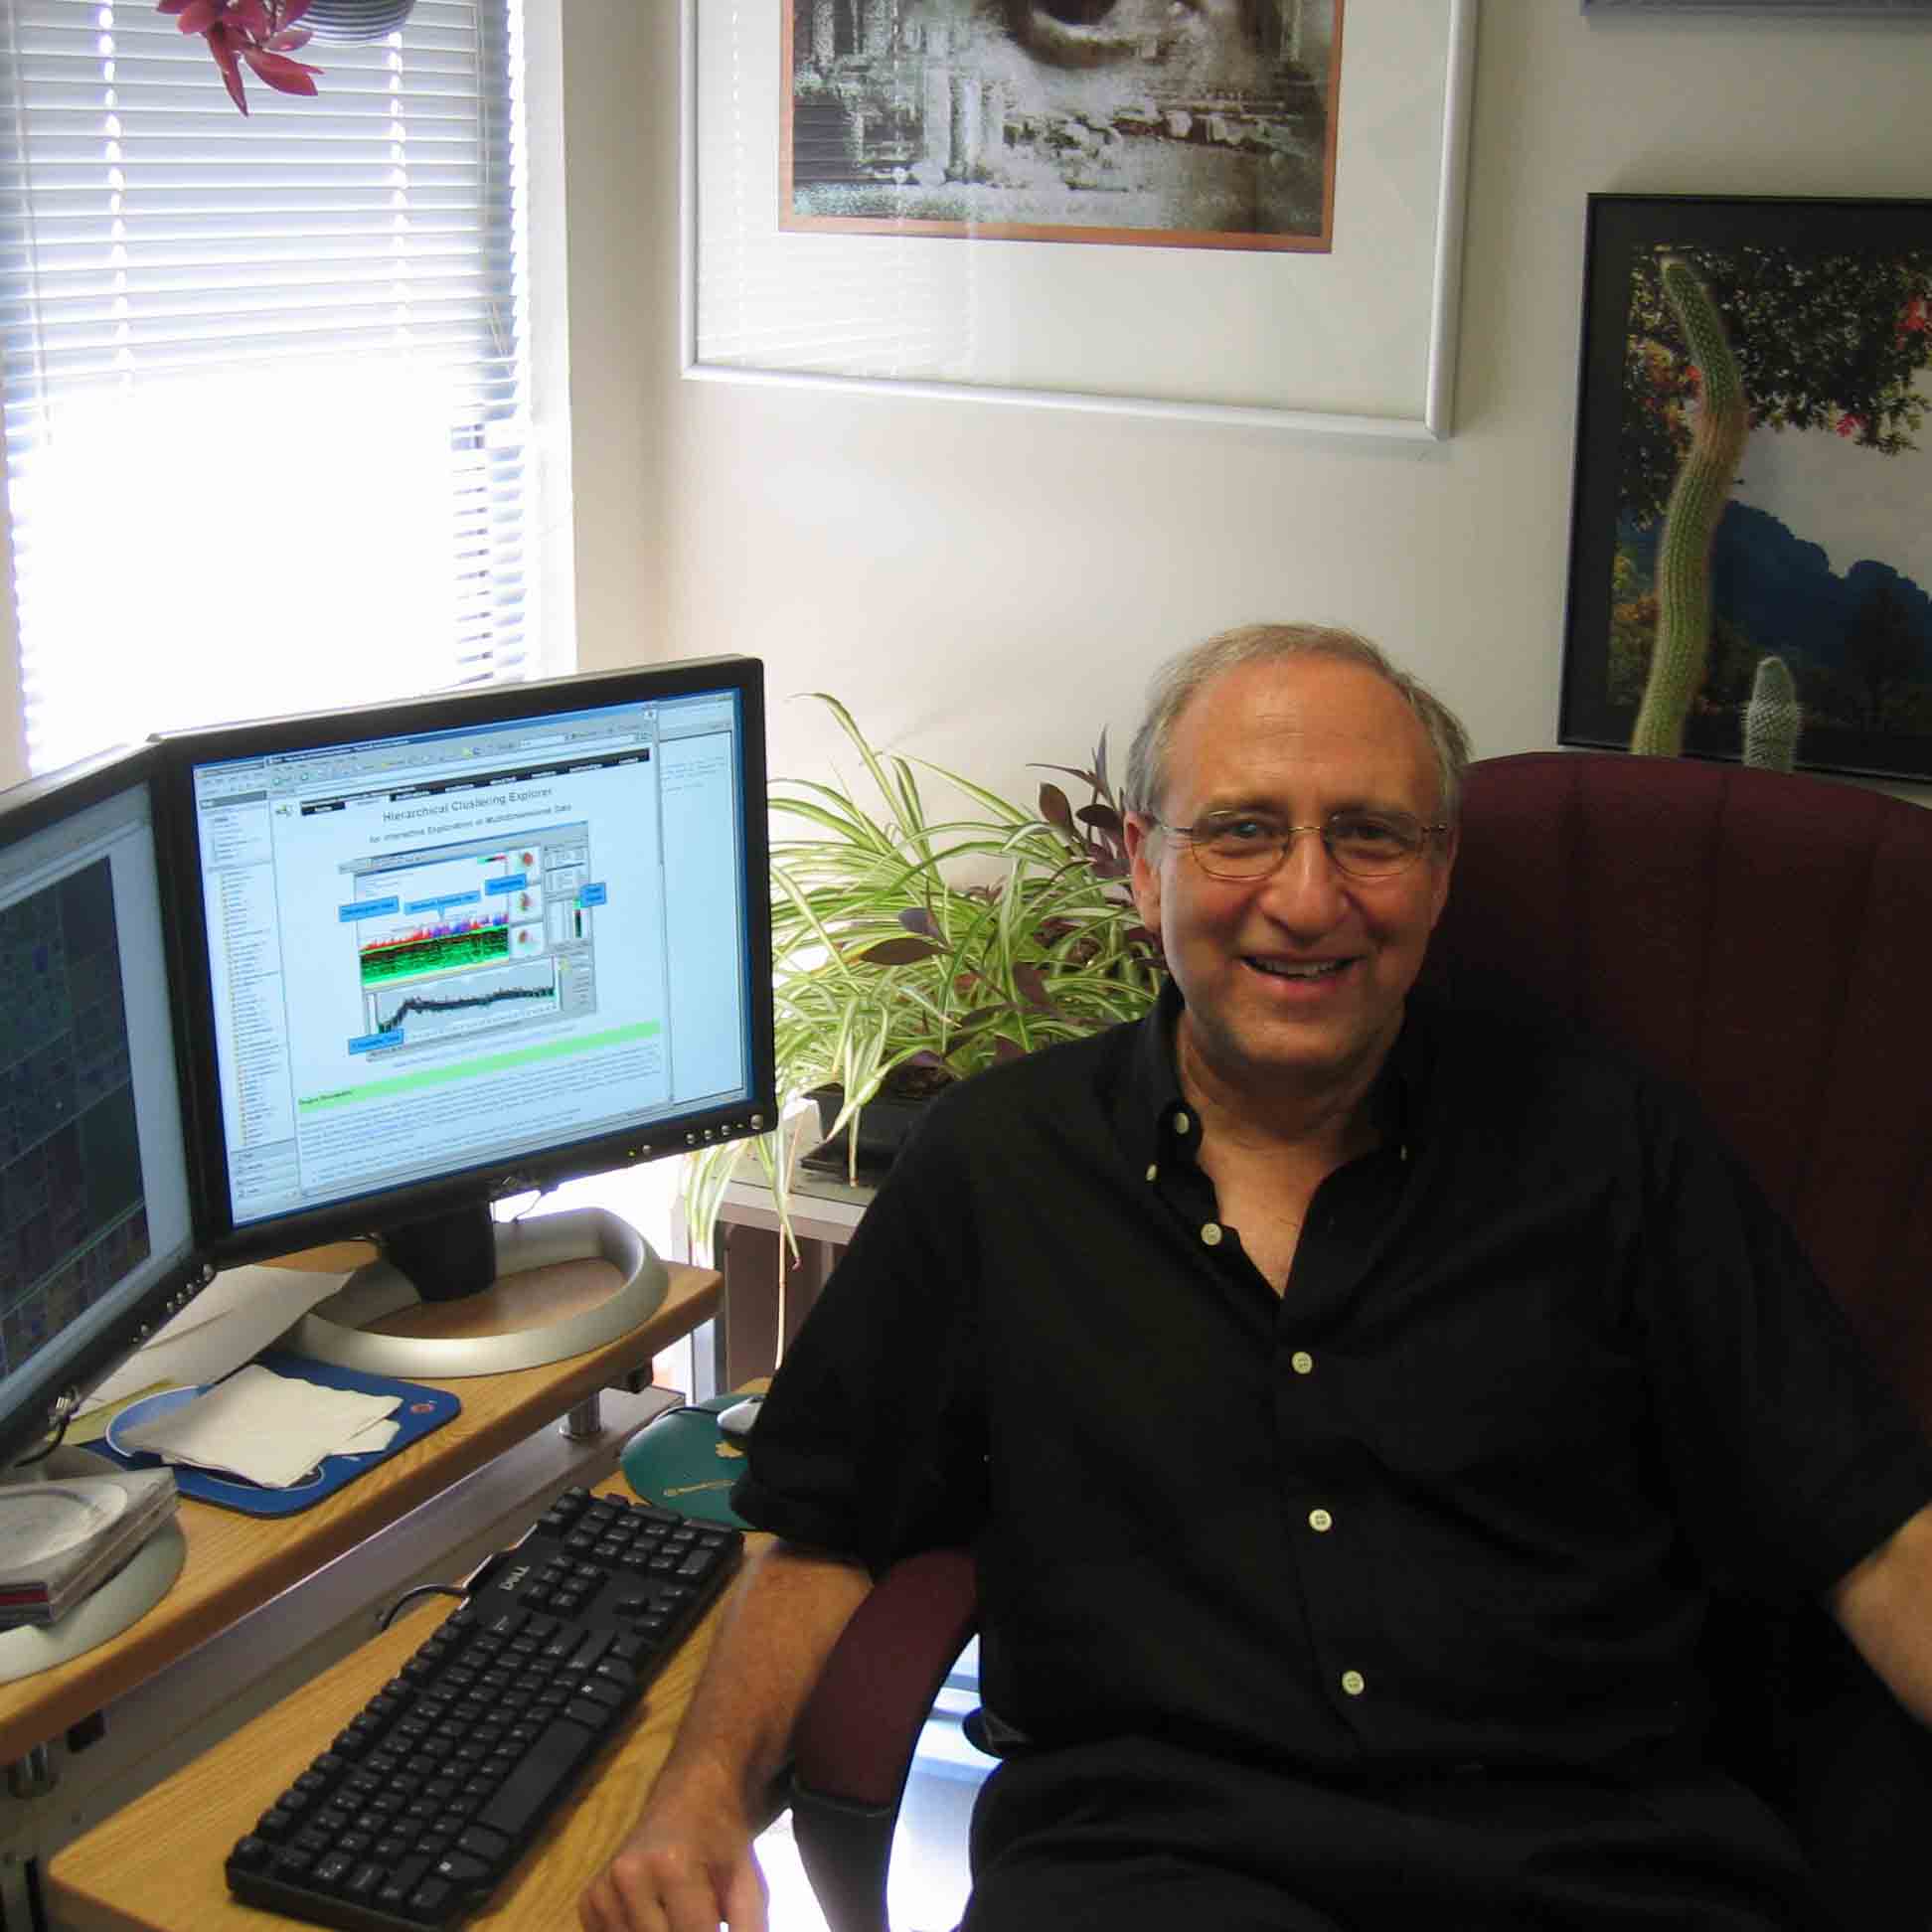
[0,0,540,776]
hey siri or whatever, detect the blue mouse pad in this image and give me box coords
[619,1395,753,1528]
[84,1350,460,1517]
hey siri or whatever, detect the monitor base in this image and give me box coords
[284,1208,669,1380]
[0,1452,187,1686]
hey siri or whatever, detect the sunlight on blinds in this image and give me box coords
[17,364,462,771]
[0,0,534,776]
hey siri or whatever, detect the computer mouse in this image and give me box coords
[717,1396,764,1437]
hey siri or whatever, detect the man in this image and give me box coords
[582,624,1932,1931]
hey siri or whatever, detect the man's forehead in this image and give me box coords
[1169,657,1436,798]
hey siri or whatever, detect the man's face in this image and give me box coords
[1125,655,1456,1110]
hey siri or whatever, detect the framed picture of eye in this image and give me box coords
[679,0,1479,438]
[781,1,1343,254]
[1583,1,1932,12]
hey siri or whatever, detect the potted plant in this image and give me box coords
[684,696,1165,1258]
[158,0,419,113]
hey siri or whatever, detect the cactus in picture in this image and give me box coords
[1742,654,1803,773]
[1630,254,1750,757]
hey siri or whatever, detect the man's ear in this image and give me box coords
[1425,822,1459,930]
[1124,814,1164,937]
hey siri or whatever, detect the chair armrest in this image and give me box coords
[788,1546,979,1932]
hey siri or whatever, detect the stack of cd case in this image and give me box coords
[0,1468,179,1628]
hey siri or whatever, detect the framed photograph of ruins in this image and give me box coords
[1583,2,1932,14]
[1559,194,1932,786]
[680,1,1478,438]
[781,1,1343,253]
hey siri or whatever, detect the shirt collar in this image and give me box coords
[1118,977,1430,1170]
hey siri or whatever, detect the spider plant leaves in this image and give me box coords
[683,696,1166,1266]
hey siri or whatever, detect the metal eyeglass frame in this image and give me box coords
[1144,811,1451,882]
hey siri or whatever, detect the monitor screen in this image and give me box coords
[159,657,773,1294]
[0,747,204,1469]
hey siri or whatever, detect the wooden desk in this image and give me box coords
[48,1511,768,1930]
[0,1260,720,1769]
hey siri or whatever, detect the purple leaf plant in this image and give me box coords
[158,0,324,114]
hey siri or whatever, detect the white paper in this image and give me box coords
[80,1264,353,1415]
[117,1365,400,1489]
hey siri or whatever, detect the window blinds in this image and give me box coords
[0,0,534,775]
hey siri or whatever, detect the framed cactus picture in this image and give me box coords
[1559,193,1932,784]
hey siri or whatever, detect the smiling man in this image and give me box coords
[582,625,1932,1932]
[1119,644,1458,1291]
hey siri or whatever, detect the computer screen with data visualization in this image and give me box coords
[170,659,772,1270]
[0,751,201,1466]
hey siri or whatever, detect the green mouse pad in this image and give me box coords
[620,1394,753,1528]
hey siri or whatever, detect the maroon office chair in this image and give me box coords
[785,750,1932,1932]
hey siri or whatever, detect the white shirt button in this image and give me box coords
[1341,1670,1366,1697]
[1201,1222,1223,1247]
[1174,1110,1192,1135]
[1308,1508,1333,1532]
[1146,1163,1159,1183]
[1291,1351,1314,1375]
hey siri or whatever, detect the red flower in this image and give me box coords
[1837,412,1869,439]
[156,0,323,114]
[1897,293,1931,342]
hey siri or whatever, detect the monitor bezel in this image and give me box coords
[0,741,210,1469]
[153,656,775,1269]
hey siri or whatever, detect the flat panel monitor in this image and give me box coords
[158,657,773,1375]
[0,745,205,1472]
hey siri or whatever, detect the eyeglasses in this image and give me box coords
[1148,809,1449,882]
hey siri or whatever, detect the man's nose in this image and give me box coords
[1256,828,1350,928]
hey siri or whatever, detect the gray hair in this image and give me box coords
[1121,623,1473,825]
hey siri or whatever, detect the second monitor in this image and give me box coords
[158,656,774,1375]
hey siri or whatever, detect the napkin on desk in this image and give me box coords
[116,1364,402,1489]
[74,1263,354,1443]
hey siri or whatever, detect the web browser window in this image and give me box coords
[189,694,752,1228]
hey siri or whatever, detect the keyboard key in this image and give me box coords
[344,1861,385,1901]
[457,1823,511,1866]
[375,1853,430,1910]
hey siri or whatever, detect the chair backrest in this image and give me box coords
[1418,750,1932,1424]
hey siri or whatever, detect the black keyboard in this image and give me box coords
[226,1486,744,1930]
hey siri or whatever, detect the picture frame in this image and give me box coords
[1583,2,1932,13]
[1560,194,1932,786]
[679,0,1478,440]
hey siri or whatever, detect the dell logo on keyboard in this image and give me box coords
[500,1565,531,1592]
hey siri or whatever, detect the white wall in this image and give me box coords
[558,0,1932,814]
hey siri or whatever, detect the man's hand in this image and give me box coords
[577,1538,874,1932]
[578,1770,768,1932]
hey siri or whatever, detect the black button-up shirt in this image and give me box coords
[735,984,1932,1777]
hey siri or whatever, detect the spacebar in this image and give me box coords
[477,1715,600,1841]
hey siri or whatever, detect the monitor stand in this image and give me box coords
[283,1205,669,1380]
[0,1451,187,1686]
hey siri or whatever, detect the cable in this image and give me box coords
[378,1582,466,1632]
[12,1413,70,1469]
